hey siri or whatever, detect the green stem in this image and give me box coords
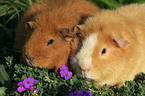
[27,0,32,7]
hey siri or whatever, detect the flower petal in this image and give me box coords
[68,71,72,77]
[60,70,68,74]
[86,88,92,95]
[60,64,68,71]
[17,87,26,93]
[60,72,66,77]
[69,92,74,96]
[17,81,23,86]
[65,75,70,80]
[24,84,31,89]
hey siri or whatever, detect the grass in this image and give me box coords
[0,0,145,96]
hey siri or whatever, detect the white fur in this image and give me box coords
[76,32,97,71]
[82,71,92,78]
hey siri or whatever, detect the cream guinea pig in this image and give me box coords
[72,4,145,86]
[15,0,99,72]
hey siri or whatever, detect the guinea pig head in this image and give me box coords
[23,21,77,72]
[73,25,136,86]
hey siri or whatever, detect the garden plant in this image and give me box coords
[0,0,145,96]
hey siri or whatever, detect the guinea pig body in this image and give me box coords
[15,0,99,72]
[72,4,145,86]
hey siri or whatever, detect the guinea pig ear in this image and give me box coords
[72,25,85,38]
[73,25,84,33]
[112,37,129,48]
[60,28,77,42]
[25,21,34,31]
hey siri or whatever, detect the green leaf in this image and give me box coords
[134,0,145,3]
[100,0,121,8]
[13,1,27,8]
[0,87,7,96]
[5,8,21,25]
[22,74,27,79]
[0,64,10,85]
[72,75,78,82]
[101,91,108,95]
[0,23,10,32]
[118,0,124,4]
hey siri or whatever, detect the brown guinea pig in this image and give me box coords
[15,0,99,72]
[72,4,145,86]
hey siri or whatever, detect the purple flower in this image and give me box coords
[29,78,39,84]
[84,93,90,96]
[60,64,68,72]
[57,64,68,74]
[74,89,84,96]
[60,70,68,77]
[17,77,39,94]
[58,64,73,80]
[17,81,26,93]
[23,78,34,89]
[73,90,79,95]
[64,71,72,80]
[85,88,92,96]
[69,89,92,96]
[69,92,74,96]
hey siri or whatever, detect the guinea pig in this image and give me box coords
[72,4,145,86]
[15,0,99,72]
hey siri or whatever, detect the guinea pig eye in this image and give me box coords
[47,39,54,46]
[101,48,107,55]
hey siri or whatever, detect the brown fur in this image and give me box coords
[15,0,99,72]
[72,4,145,86]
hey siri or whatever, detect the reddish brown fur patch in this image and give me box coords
[15,0,99,72]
